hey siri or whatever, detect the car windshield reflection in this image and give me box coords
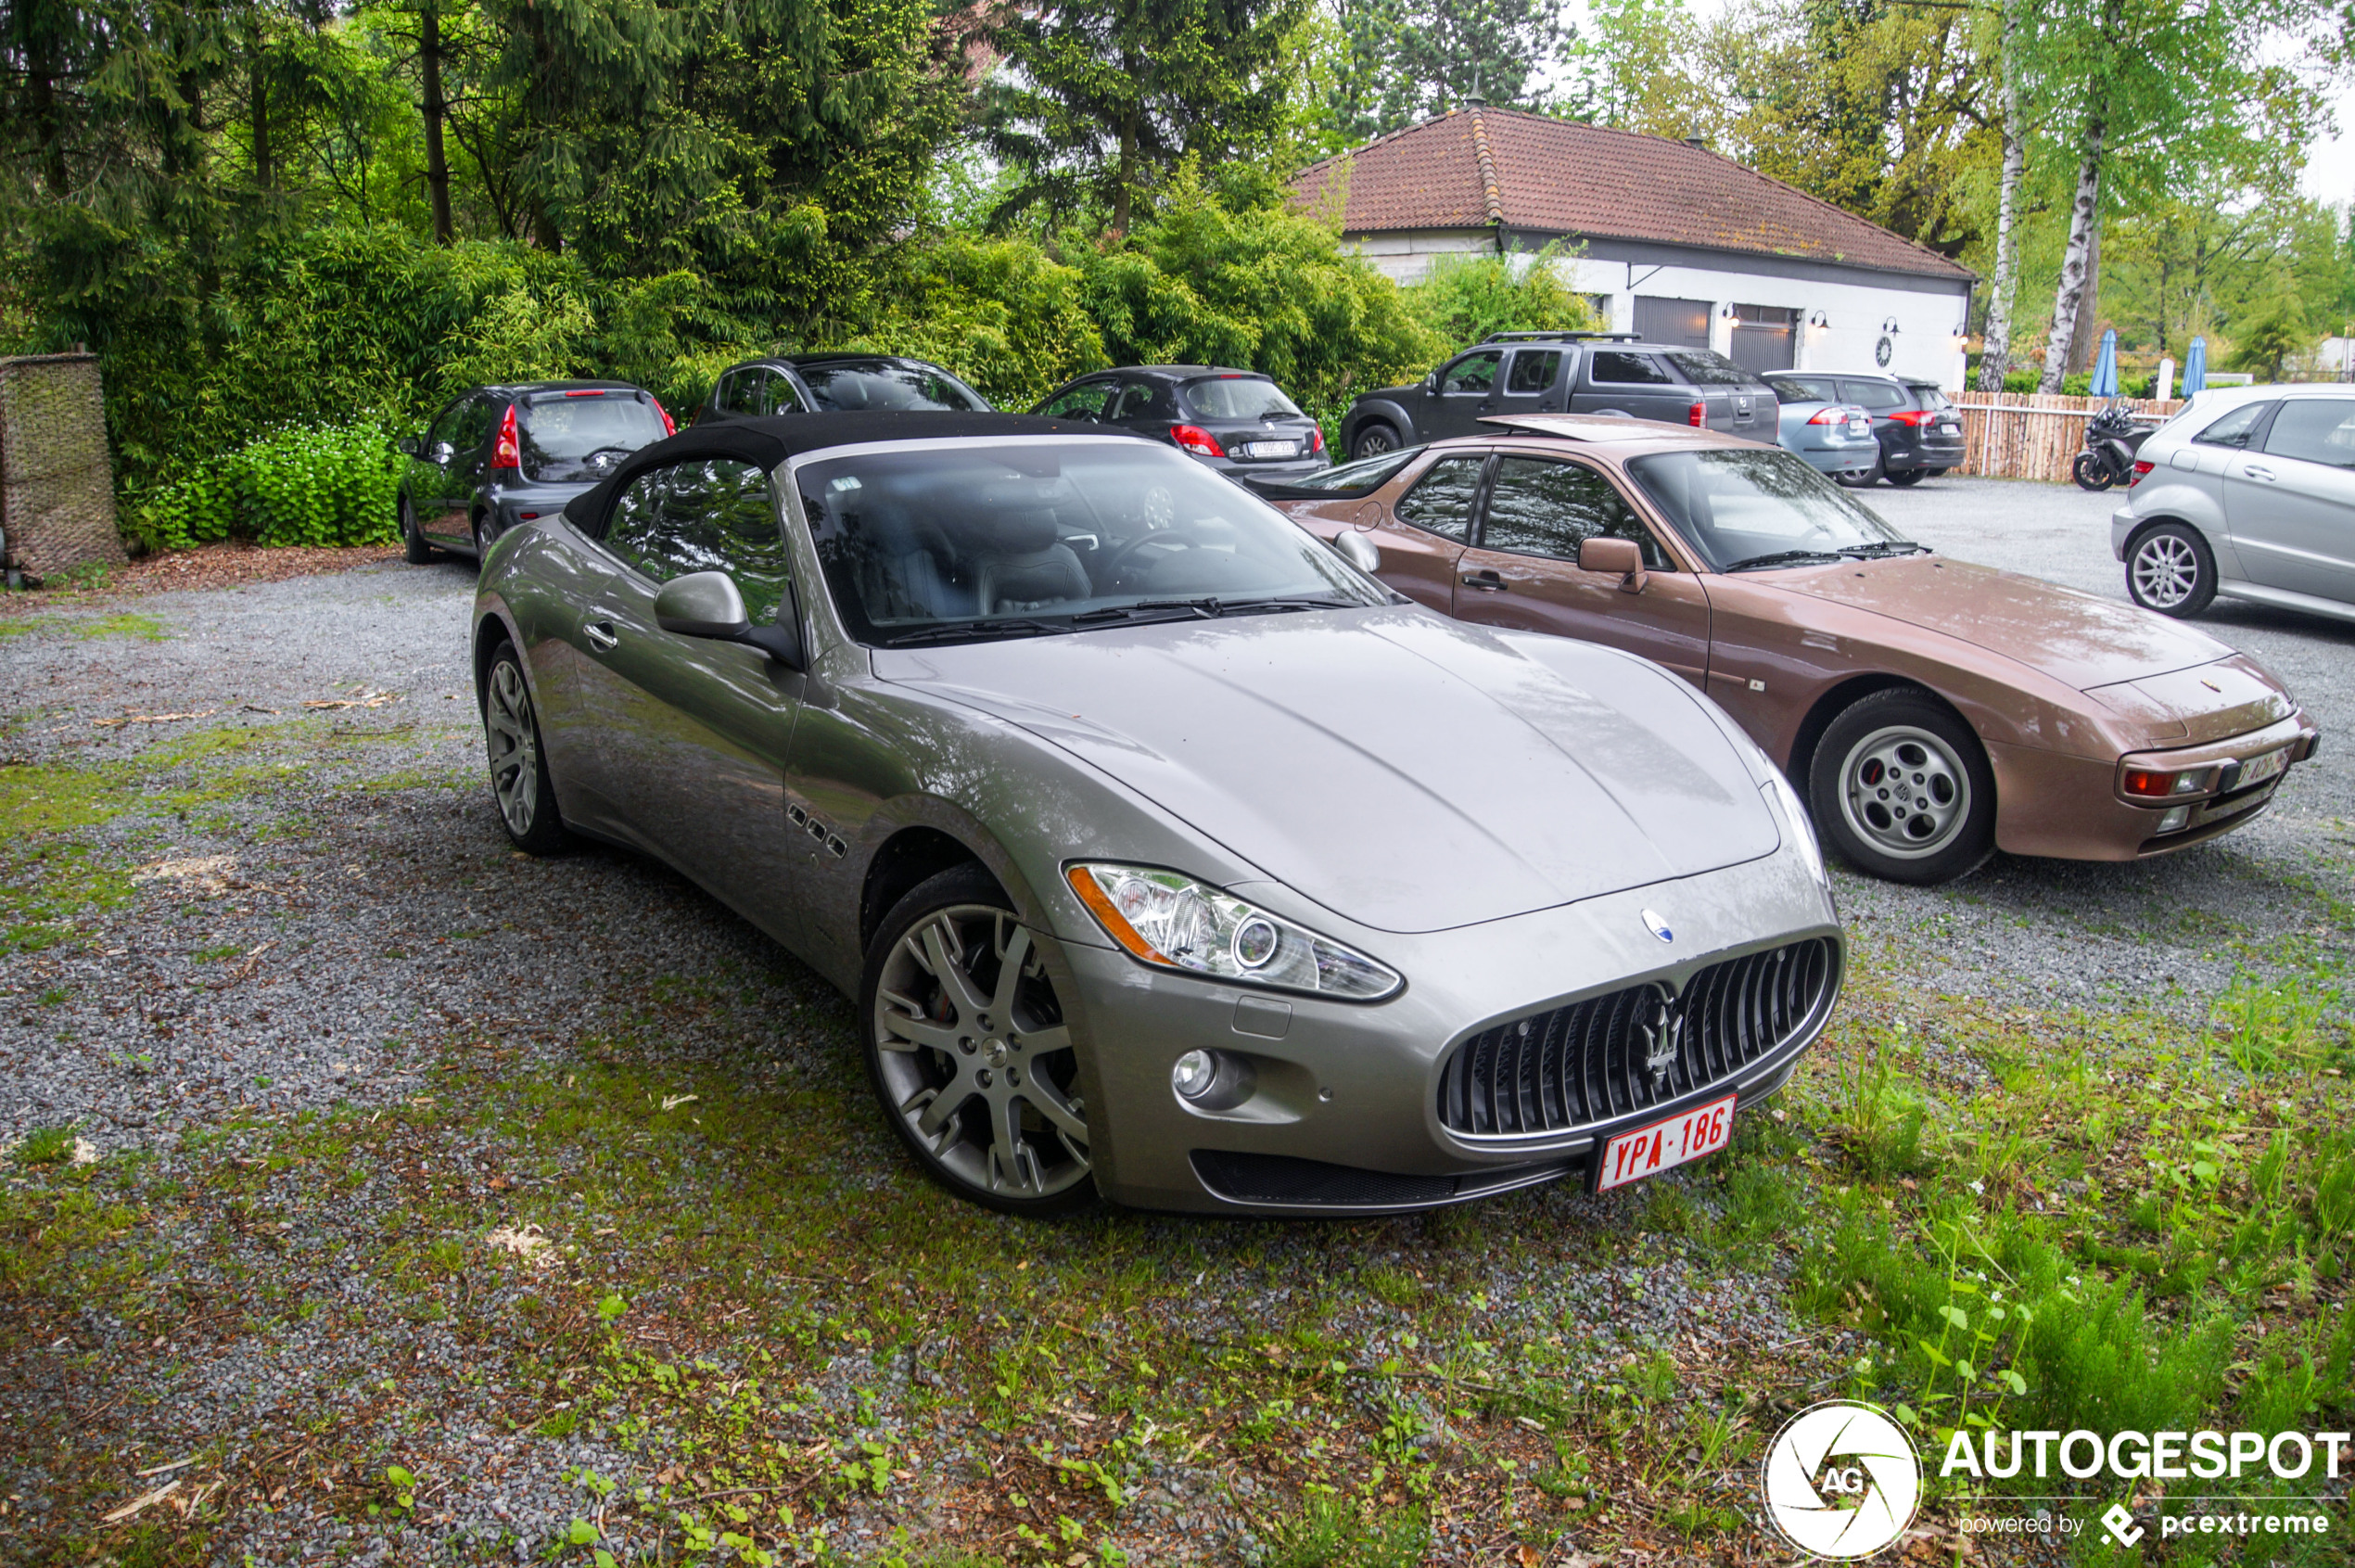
[798,441,1386,646]
[1626,448,1917,571]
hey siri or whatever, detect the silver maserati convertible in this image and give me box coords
[472,413,1845,1216]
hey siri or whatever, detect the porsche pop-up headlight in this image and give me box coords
[1066,864,1403,1001]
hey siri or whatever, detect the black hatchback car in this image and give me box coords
[1340,332,1779,458]
[1030,366,1330,481]
[695,355,992,422]
[1764,371,1964,487]
[399,382,673,562]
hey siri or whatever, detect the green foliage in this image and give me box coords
[1407,244,1600,349]
[1262,1492,1429,1568]
[130,417,403,552]
[2224,281,2311,380]
[14,1125,80,1166]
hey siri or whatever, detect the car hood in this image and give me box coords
[873,608,1779,934]
[1762,555,2234,692]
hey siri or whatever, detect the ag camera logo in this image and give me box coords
[1762,1400,1922,1559]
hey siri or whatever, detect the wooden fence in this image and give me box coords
[1948,392,2184,485]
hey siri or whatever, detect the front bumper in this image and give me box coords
[1987,713,2321,860]
[1060,848,1842,1215]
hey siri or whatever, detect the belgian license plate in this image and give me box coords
[2239,746,2288,787]
[1595,1094,1736,1192]
[1938,419,1960,434]
[1246,440,1296,459]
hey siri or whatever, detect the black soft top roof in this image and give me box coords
[559,412,1138,536]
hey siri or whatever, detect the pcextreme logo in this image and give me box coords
[1761,1400,1922,1560]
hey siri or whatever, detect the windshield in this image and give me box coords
[1625,448,1913,570]
[518,393,668,480]
[1184,377,1302,419]
[797,362,988,414]
[1279,446,1422,491]
[799,441,1386,645]
[1662,350,1759,388]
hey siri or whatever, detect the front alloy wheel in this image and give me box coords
[1808,690,1995,885]
[863,867,1094,1214]
[1350,422,1400,461]
[484,646,567,855]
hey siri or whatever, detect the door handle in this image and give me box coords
[2242,464,2274,482]
[583,619,618,652]
[1460,570,1507,592]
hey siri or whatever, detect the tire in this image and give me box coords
[861,865,1096,1216]
[2124,522,2217,618]
[1807,689,1995,886]
[472,512,490,559]
[1834,460,1882,488]
[481,643,569,856]
[401,495,437,564]
[1349,421,1401,461]
[2072,453,2116,491]
[1884,466,1927,487]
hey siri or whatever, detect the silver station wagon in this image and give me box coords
[472,413,1845,1216]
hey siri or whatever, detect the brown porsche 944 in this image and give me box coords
[1260,414,2320,885]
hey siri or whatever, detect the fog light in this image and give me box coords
[1172,1050,1217,1100]
[2157,805,2192,834]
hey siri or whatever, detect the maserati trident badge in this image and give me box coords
[1641,994,1683,1092]
[1641,909,1674,943]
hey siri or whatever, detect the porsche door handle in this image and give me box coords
[583,619,618,652]
[1460,570,1507,592]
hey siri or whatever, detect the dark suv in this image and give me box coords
[398,382,672,563]
[1764,372,1964,487]
[1340,332,1779,458]
[695,354,992,421]
[1030,365,1330,481]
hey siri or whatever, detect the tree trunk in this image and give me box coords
[1110,50,1137,237]
[2069,221,2101,373]
[2038,107,2105,393]
[421,0,454,244]
[1975,0,2023,392]
[249,20,272,190]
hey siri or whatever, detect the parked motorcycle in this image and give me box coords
[2072,400,2159,491]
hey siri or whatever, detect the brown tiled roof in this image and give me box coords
[1292,108,1973,282]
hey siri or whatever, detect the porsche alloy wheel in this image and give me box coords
[1809,690,1995,886]
[864,866,1095,1214]
[2126,524,2217,618]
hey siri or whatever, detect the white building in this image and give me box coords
[1292,108,1977,389]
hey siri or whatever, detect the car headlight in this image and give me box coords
[1763,770,1830,889]
[1064,863,1403,1001]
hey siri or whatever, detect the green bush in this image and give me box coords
[130,417,403,552]
[1409,244,1601,348]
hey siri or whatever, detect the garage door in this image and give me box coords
[1633,296,1711,349]
[1730,304,1797,374]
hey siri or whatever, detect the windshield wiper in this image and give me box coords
[1216,594,1363,614]
[881,618,1072,647]
[1839,542,1929,559]
[1068,599,1223,625]
[1723,549,1845,573]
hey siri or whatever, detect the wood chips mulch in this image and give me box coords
[0,542,404,615]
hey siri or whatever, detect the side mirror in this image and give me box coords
[655,571,804,667]
[1331,529,1381,575]
[1578,536,1648,593]
[396,436,421,457]
[1423,373,1441,394]
[429,441,455,465]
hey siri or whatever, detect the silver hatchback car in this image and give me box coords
[2114,386,2355,626]
[472,414,1844,1217]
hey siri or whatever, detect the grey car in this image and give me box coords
[2114,385,2355,627]
[471,413,1844,1216]
[1763,377,1879,479]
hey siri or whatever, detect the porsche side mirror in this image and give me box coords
[1579,536,1648,593]
[655,571,804,668]
[396,436,421,457]
[1331,529,1381,575]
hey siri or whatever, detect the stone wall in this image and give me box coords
[0,353,127,581]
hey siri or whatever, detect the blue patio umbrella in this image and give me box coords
[2183,336,2208,397]
[2089,328,2120,397]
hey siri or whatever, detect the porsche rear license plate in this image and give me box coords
[2238,746,2288,787]
[1245,440,1296,458]
[1595,1094,1736,1192]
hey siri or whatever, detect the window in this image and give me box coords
[2261,399,2355,468]
[759,373,808,416]
[605,469,670,557]
[2192,400,2273,450]
[517,392,669,482]
[1482,458,1672,568]
[799,360,986,412]
[1505,351,1561,395]
[1903,382,1954,411]
[1108,382,1160,421]
[1590,351,1672,386]
[1439,351,1502,395]
[1625,448,1911,572]
[1663,350,1756,387]
[714,370,764,417]
[1040,380,1116,420]
[426,398,471,452]
[452,396,500,452]
[1766,376,1835,403]
[1394,456,1486,542]
[1183,377,1302,419]
[1285,446,1424,492]
[1839,379,1908,412]
[607,461,794,624]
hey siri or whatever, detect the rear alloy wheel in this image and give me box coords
[2125,523,2217,618]
[863,866,1095,1215]
[401,495,437,564]
[1808,690,1995,885]
[1350,422,1401,461]
[483,644,568,855]
[1834,460,1883,488]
